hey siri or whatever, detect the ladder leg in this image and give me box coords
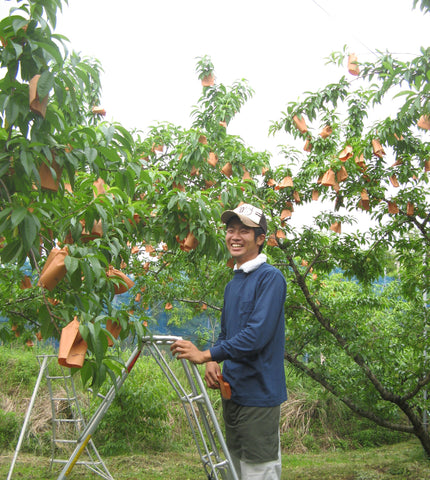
[183,361,238,480]
[7,356,49,480]
[190,362,238,480]
[181,361,223,474]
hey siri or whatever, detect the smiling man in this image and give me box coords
[171,203,287,479]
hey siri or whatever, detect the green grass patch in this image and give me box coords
[2,440,430,479]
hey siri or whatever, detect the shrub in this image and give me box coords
[89,351,194,455]
[0,409,20,452]
[0,344,41,395]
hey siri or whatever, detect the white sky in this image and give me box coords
[51,0,429,152]
[1,0,429,232]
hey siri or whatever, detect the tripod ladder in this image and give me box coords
[7,354,113,480]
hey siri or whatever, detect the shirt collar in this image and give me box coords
[234,253,267,273]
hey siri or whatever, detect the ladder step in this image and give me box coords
[54,439,78,444]
[53,418,83,423]
[181,393,204,402]
[51,459,103,465]
[46,375,72,380]
[87,388,106,400]
[52,397,77,401]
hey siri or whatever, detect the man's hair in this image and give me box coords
[254,227,266,254]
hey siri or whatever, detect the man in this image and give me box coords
[171,203,287,480]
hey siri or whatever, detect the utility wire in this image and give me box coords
[309,0,378,57]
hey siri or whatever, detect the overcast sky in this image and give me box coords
[51,0,429,152]
[1,0,429,231]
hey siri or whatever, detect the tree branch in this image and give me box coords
[285,352,415,434]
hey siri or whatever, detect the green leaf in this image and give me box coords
[106,364,119,387]
[0,206,12,222]
[5,97,20,126]
[64,255,79,275]
[39,305,56,339]
[95,203,107,222]
[0,240,22,264]
[84,146,98,164]
[33,40,64,66]
[37,70,55,98]
[81,260,94,290]
[80,359,93,388]
[92,323,105,364]
[134,319,145,341]
[0,157,10,178]
[11,206,27,228]
[0,15,17,31]
[98,145,122,164]
[20,215,38,251]
[20,150,33,176]
[10,41,23,59]
[70,267,82,290]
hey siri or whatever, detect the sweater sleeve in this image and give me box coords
[212,304,226,351]
[210,268,286,362]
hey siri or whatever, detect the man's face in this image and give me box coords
[225,218,265,268]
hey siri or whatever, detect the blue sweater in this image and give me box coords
[210,262,287,407]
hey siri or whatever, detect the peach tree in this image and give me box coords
[0,0,269,389]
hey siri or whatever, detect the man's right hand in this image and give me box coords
[204,361,221,389]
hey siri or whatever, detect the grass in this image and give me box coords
[2,345,430,479]
[1,440,430,479]
[284,440,430,479]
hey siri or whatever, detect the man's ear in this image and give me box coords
[256,234,266,246]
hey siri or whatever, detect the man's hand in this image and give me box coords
[170,339,212,364]
[204,361,222,389]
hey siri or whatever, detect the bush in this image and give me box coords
[89,350,195,455]
[0,409,20,452]
[0,344,41,395]
[351,426,409,448]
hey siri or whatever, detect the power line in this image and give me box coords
[308,0,377,57]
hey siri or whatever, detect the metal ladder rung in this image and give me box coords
[204,457,229,468]
[46,375,72,380]
[52,418,83,423]
[54,439,78,444]
[87,388,106,400]
[52,396,77,402]
[181,393,204,403]
[52,459,102,465]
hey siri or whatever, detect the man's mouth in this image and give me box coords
[230,244,243,248]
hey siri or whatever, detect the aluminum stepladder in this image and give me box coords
[142,336,238,480]
[57,335,238,480]
[7,354,113,480]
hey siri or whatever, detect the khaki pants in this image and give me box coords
[223,400,282,480]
